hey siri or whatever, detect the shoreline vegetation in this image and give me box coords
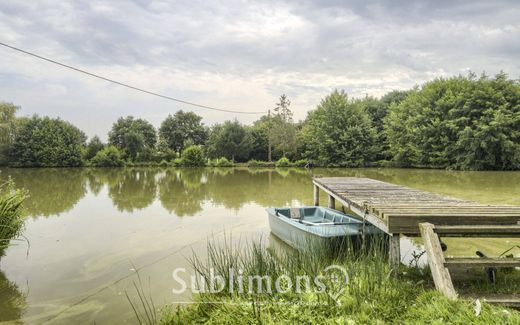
[1,72,519,171]
[126,236,520,324]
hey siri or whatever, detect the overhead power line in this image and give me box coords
[0,41,266,115]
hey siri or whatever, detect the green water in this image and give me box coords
[0,167,519,323]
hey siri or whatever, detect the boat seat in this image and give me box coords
[290,208,301,219]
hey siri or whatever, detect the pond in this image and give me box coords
[1,167,519,323]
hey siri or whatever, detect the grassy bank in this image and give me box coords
[0,180,27,257]
[145,236,520,324]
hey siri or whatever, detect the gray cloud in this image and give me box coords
[0,0,518,138]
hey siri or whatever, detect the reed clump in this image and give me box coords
[0,179,27,257]
[159,235,520,324]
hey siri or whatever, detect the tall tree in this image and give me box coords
[10,116,87,167]
[271,94,297,158]
[84,136,105,161]
[206,120,252,162]
[300,90,377,167]
[385,72,520,170]
[361,90,410,161]
[108,116,156,160]
[0,102,20,165]
[159,111,207,153]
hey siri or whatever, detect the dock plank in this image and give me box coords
[313,177,520,234]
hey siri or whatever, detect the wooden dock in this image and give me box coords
[313,177,520,304]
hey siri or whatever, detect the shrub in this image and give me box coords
[0,180,27,257]
[10,116,87,167]
[293,159,309,167]
[90,146,125,167]
[275,157,292,167]
[159,160,170,168]
[247,160,275,168]
[209,157,234,167]
[171,158,182,167]
[180,145,206,167]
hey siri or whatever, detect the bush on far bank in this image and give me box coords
[90,146,125,167]
[179,145,206,167]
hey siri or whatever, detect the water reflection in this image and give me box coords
[1,167,520,218]
[0,270,26,322]
[0,168,88,217]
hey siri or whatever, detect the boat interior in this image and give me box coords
[274,207,360,226]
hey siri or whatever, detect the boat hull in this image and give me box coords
[267,206,379,251]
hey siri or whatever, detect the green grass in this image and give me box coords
[157,235,520,324]
[0,179,27,257]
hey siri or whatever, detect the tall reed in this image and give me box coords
[0,179,27,257]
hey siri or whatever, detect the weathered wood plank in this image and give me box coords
[389,234,401,274]
[327,195,335,209]
[435,225,520,236]
[445,257,520,268]
[462,294,520,307]
[314,177,520,235]
[419,223,457,300]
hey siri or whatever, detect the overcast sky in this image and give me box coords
[1,0,519,139]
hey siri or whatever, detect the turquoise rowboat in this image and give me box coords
[267,206,379,251]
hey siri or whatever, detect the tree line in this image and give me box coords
[0,72,518,170]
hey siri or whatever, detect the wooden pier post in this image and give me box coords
[313,184,319,206]
[328,195,335,209]
[389,234,401,274]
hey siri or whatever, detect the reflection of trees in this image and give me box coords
[205,168,312,209]
[0,270,26,322]
[158,169,206,216]
[0,168,87,217]
[105,169,158,212]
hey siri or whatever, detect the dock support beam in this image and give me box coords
[328,195,335,209]
[389,234,401,274]
[313,184,319,206]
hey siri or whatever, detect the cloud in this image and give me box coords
[0,0,518,139]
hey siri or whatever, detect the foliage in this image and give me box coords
[206,120,253,162]
[293,159,308,167]
[180,145,206,167]
[247,160,276,168]
[275,156,291,167]
[84,136,105,161]
[248,116,270,161]
[271,94,297,158]
[299,90,378,167]
[0,102,20,166]
[160,236,520,324]
[10,116,86,167]
[159,111,207,153]
[108,116,157,161]
[0,179,27,257]
[90,146,125,167]
[361,91,410,161]
[3,71,520,171]
[386,73,520,170]
[209,157,234,167]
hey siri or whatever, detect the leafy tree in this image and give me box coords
[0,102,20,165]
[361,91,410,161]
[299,90,377,167]
[248,116,270,161]
[206,120,253,162]
[10,116,86,167]
[271,95,297,158]
[90,146,125,167]
[180,145,206,167]
[159,111,207,153]
[84,136,105,161]
[385,73,520,170]
[108,116,156,161]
